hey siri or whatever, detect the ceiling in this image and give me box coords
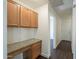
[19,0,48,9]
[14,0,73,16]
[49,0,73,16]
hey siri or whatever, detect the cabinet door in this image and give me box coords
[30,11,38,28]
[32,42,41,59]
[23,49,32,59]
[7,2,19,27]
[20,6,30,27]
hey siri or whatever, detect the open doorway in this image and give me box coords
[50,16,56,50]
[49,0,74,59]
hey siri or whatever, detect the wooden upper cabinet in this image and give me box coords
[7,1,38,28]
[20,6,31,27]
[7,2,19,27]
[30,11,38,28]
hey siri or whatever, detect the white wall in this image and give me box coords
[3,0,7,59]
[8,28,37,44]
[56,16,62,46]
[35,4,50,58]
[72,7,76,59]
[61,15,72,41]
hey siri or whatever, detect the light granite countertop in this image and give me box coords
[8,38,41,54]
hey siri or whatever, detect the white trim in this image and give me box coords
[41,53,50,59]
[56,40,61,48]
[72,51,76,59]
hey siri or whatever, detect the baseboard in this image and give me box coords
[55,40,61,48]
[41,53,50,59]
[73,53,76,59]
[72,50,76,59]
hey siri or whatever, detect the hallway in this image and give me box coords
[50,40,73,59]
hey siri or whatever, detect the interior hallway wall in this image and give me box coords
[61,15,72,41]
[56,16,62,47]
[35,4,50,58]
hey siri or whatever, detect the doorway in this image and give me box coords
[50,16,56,50]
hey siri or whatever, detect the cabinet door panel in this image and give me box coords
[32,47,41,59]
[30,11,38,28]
[20,6,30,27]
[7,2,19,26]
[32,42,41,59]
[34,13,38,28]
[23,49,32,59]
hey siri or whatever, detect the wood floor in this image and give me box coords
[50,40,73,59]
[37,40,73,59]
